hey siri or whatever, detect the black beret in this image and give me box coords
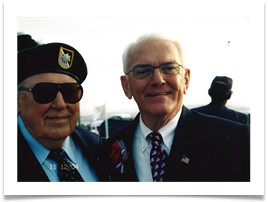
[18,34,40,51]
[18,43,87,84]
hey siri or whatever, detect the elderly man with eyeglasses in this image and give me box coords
[98,33,250,182]
[17,38,108,182]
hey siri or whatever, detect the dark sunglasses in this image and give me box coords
[18,82,83,104]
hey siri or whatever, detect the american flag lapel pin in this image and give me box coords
[181,155,190,164]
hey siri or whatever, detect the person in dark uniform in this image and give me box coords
[17,39,108,182]
[191,76,249,125]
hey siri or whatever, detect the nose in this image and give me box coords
[51,91,68,109]
[150,68,166,86]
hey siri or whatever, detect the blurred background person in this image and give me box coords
[191,76,249,125]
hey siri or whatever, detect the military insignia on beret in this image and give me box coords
[216,81,227,85]
[58,47,74,69]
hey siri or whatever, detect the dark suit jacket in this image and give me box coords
[18,126,108,182]
[191,101,250,125]
[98,106,250,182]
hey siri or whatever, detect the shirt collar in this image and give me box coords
[62,136,77,164]
[18,115,49,165]
[139,109,182,151]
[18,115,77,164]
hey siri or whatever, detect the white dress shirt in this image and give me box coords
[132,110,182,182]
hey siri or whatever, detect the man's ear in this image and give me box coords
[183,68,190,94]
[120,75,132,99]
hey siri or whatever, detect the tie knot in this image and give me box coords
[148,131,163,145]
[48,148,66,162]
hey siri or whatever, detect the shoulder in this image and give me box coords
[103,118,136,149]
[191,105,209,113]
[191,109,246,126]
[99,114,139,154]
[190,109,250,137]
[107,114,139,141]
[224,107,250,124]
[73,126,102,147]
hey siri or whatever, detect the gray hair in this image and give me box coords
[122,33,185,75]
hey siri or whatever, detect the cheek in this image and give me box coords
[169,79,186,99]
[19,94,47,118]
[66,103,80,126]
[19,103,50,138]
[129,80,147,97]
[169,77,185,94]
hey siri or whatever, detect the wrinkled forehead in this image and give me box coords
[19,72,77,87]
[129,39,181,67]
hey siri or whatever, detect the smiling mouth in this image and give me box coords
[47,117,68,121]
[147,92,170,97]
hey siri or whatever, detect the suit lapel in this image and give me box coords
[71,128,110,181]
[104,114,139,181]
[119,114,139,181]
[18,128,49,182]
[72,128,95,160]
[164,106,197,181]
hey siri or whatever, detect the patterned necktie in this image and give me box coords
[48,148,84,182]
[148,131,168,182]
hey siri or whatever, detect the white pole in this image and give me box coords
[93,104,96,130]
[104,102,109,139]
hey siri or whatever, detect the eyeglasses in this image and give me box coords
[125,62,184,79]
[18,83,83,104]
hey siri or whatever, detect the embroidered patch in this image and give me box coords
[58,46,74,69]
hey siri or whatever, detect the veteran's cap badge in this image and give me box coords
[58,46,74,69]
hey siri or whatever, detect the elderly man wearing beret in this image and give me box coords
[17,40,107,182]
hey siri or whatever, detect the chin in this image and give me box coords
[147,107,171,116]
[47,128,72,139]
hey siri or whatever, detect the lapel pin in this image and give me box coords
[181,155,190,164]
